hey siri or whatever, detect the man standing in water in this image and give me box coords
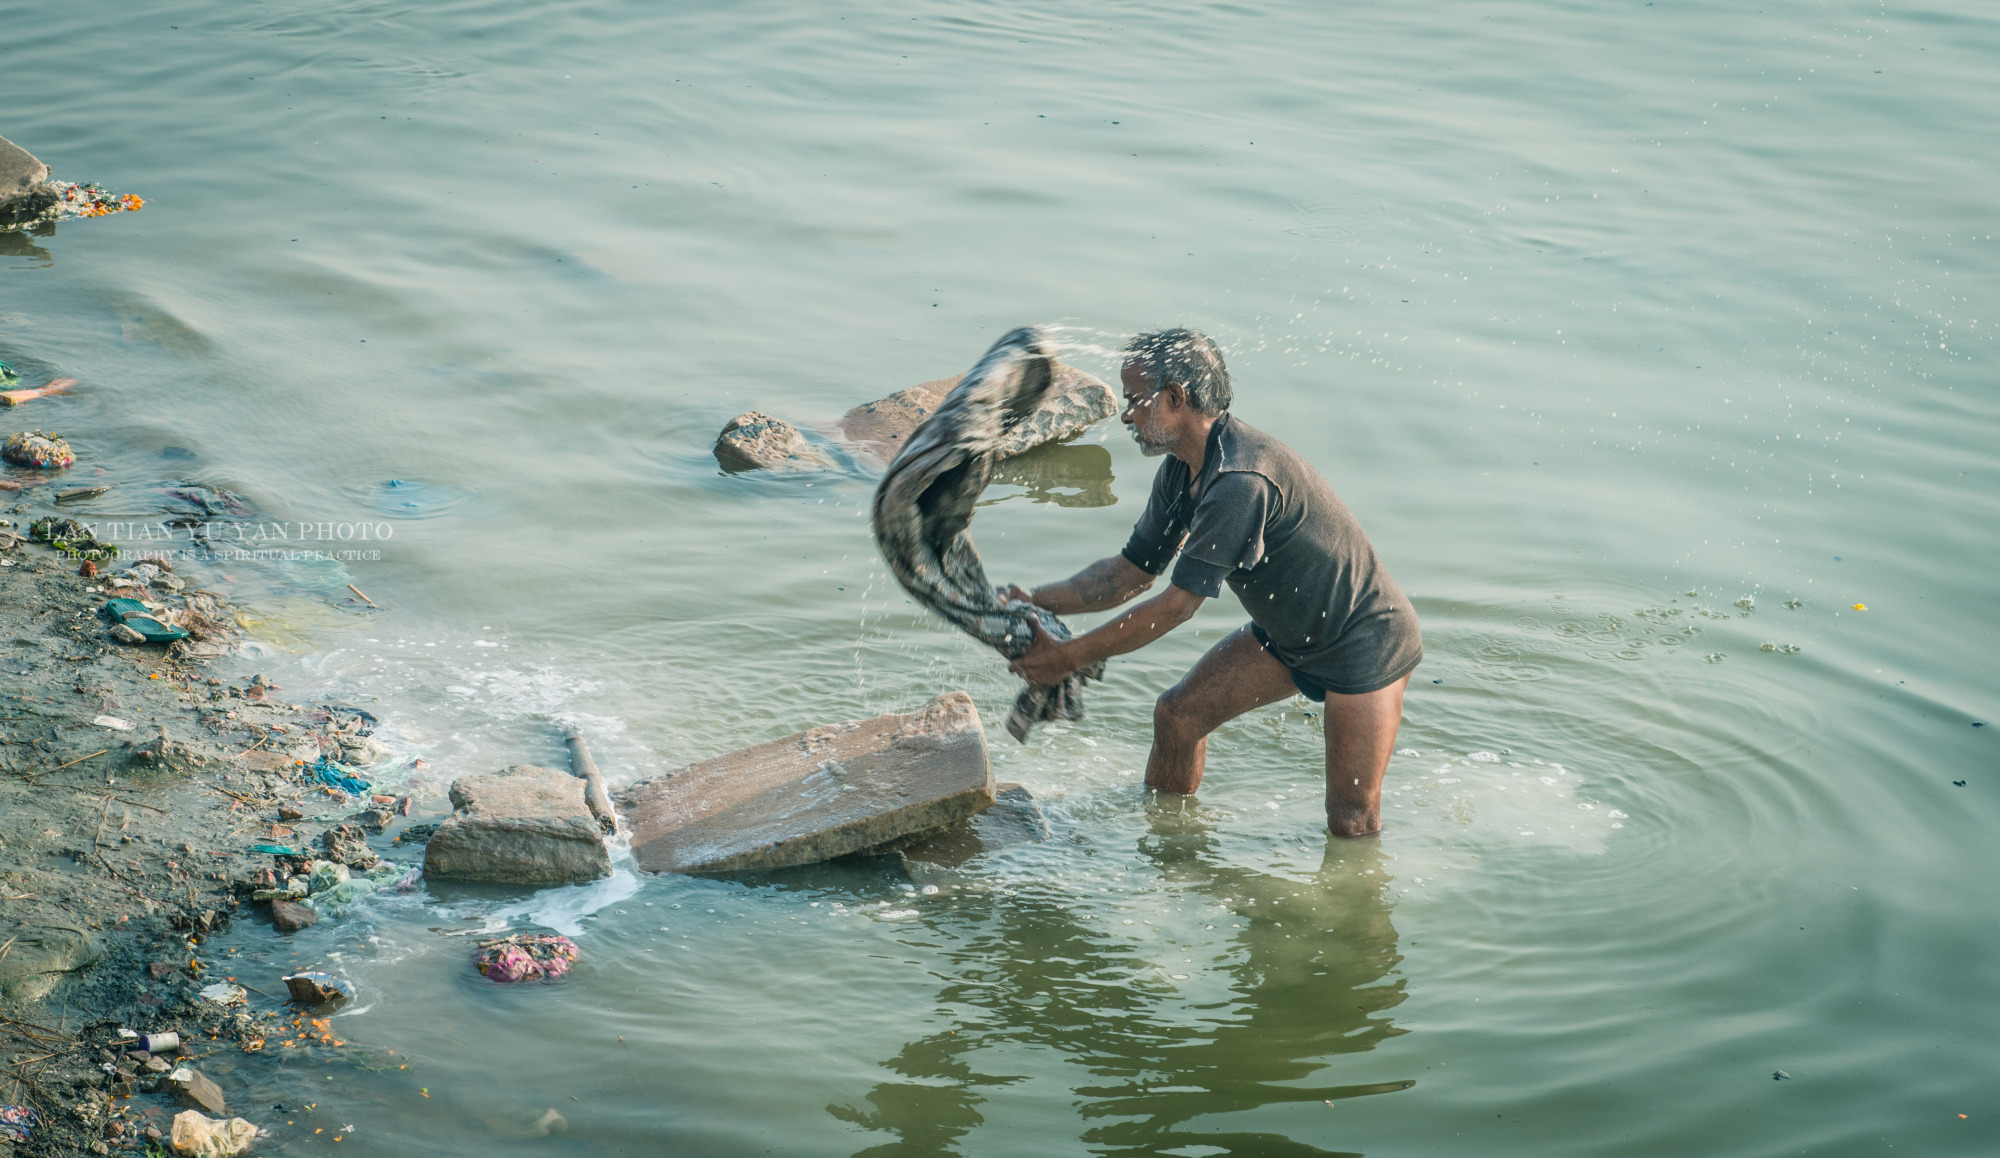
[1006,329,1422,837]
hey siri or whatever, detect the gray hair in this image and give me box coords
[1123,328,1231,415]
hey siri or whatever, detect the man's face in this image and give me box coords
[1120,362,1175,457]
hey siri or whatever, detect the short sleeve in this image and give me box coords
[1168,473,1271,596]
[1120,461,1190,575]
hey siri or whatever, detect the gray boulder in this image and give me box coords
[423,765,611,884]
[0,135,53,226]
[713,411,836,473]
[620,692,995,874]
[841,360,1117,464]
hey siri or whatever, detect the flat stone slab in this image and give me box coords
[840,359,1116,464]
[424,764,611,884]
[899,783,1049,870]
[621,692,994,874]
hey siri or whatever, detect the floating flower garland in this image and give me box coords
[1,180,144,230]
[52,181,144,218]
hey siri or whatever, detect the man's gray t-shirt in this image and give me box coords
[1121,414,1422,694]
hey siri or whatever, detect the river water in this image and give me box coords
[5,0,1997,1153]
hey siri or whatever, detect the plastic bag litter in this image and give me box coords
[0,1104,36,1142]
[170,1109,256,1157]
[472,934,579,983]
[307,861,405,915]
[309,756,370,796]
[197,982,246,1007]
[307,861,350,895]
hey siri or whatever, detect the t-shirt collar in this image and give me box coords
[1190,411,1231,488]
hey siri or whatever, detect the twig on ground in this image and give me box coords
[48,749,109,773]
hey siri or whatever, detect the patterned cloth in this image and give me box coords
[871,326,1104,742]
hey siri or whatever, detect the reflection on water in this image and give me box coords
[836,802,1405,1157]
[0,226,52,265]
[985,442,1117,509]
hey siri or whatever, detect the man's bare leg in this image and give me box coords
[1146,626,1299,794]
[1322,674,1411,837]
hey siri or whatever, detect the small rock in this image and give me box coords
[109,623,146,645]
[276,803,305,821]
[348,808,394,834]
[712,411,837,473]
[144,1058,170,1074]
[168,1067,227,1115]
[0,135,53,225]
[267,899,317,931]
[147,962,174,980]
[78,559,97,578]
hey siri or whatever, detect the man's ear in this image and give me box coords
[1160,380,1186,410]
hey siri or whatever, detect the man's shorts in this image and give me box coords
[1248,622,1421,702]
[1250,623,1334,702]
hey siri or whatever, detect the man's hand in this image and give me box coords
[1000,584,1038,607]
[1008,618,1077,688]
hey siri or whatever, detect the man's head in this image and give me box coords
[1120,328,1231,457]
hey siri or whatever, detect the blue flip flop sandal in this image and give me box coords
[103,597,189,643]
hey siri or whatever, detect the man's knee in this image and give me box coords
[1153,685,1204,742]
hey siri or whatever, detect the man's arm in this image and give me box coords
[1009,583,1205,687]
[1007,554,1157,615]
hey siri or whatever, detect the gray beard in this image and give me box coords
[1130,428,1174,457]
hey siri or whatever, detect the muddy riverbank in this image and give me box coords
[0,532,439,1155]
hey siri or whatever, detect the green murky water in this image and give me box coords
[4,0,1996,1153]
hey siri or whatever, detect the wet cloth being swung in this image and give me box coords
[871,326,1104,741]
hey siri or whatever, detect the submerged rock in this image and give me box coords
[712,411,836,473]
[899,782,1049,869]
[423,764,612,884]
[267,899,317,931]
[841,359,1117,464]
[0,135,53,226]
[620,691,995,874]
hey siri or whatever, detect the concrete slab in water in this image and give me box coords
[424,764,612,884]
[621,692,995,874]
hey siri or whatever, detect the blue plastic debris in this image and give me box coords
[310,756,371,796]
